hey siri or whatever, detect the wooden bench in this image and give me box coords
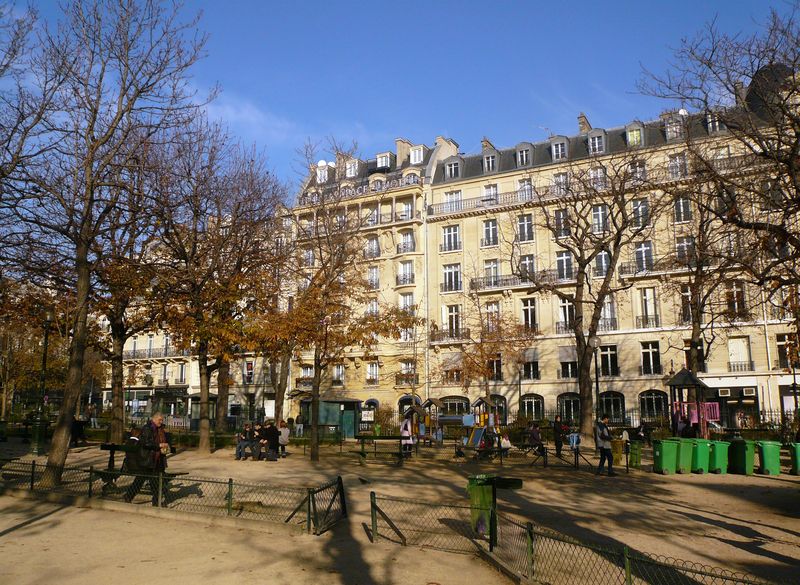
[98,442,182,495]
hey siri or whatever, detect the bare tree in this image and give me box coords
[0,0,207,480]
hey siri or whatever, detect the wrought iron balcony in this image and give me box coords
[440,281,462,292]
[636,315,661,329]
[469,274,533,291]
[397,241,416,253]
[430,328,471,343]
[596,318,618,332]
[396,274,415,286]
[439,241,462,252]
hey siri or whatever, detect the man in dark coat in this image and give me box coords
[528,422,545,456]
[124,412,170,505]
[263,420,280,461]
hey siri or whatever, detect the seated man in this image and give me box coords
[236,423,255,460]
[528,422,545,456]
[251,422,265,461]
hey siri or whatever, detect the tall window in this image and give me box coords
[520,394,543,419]
[676,236,696,263]
[398,260,413,283]
[552,142,567,160]
[442,225,460,251]
[367,266,379,289]
[592,204,609,234]
[521,298,537,331]
[365,237,380,258]
[641,341,661,375]
[177,363,185,383]
[446,304,461,334]
[522,361,540,380]
[552,172,568,195]
[632,198,650,227]
[345,160,358,178]
[482,219,498,246]
[589,167,607,190]
[487,356,503,381]
[554,208,570,238]
[638,287,658,328]
[627,128,642,147]
[332,364,345,385]
[665,117,684,140]
[517,213,534,242]
[674,195,692,222]
[777,333,797,368]
[518,255,536,280]
[630,160,646,183]
[680,284,693,324]
[518,178,532,199]
[599,346,619,376]
[484,259,499,286]
[595,250,610,277]
[726,280,748,319]
[599,391,625,423]
[377,154,390,168]
[668,153,687,179]
[410,147,423,164]
[558,393,581,422]
[485,302,500,332]
[556,251,573,280]
[245,361,254,384]
[366,298,379,316]
[640,390,668,422]
[558,297,575,329]
[443,190,462,212]
[446,161,460,179]
[634,241,654,271]
[301,364,314,379]
[483,184,498,201]
[366,362,379,384]
[599,297,616,330]
[442,264,462,292]
[517,149,530,166]
[484,155,496,172]
[399,292,414,314]
[707,111,723,133]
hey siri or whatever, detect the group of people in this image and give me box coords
[525,414,619,476]
[235,420,290,461]
[526,414,571,457]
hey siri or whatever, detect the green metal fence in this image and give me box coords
[369,494,776,585]
[0,459,346,534]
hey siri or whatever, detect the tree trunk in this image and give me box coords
[270,349,291,425]
[110,335,125,443]
[215,358,230,432]
[310,346,321,463]
[44,243,91,485]
[197,341,211,453]
[578,350,595,441]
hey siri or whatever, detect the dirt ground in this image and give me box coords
[1,438,799,584]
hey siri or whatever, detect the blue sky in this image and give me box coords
[39,1,781,186]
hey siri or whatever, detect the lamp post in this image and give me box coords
[588,335,601,421]
[30,310,54,456]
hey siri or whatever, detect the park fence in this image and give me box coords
[0,459,346,535]
[369,493,775,585]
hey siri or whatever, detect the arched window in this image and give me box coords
[398,394,421,412]
[599,391,625,424]
[490,394,507,425]
[440,395,469,418]
[640,390,668,423]
[558,392,581,424]
[520,393,544,421]
[364,398,380,409]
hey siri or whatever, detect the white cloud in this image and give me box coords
[205,91,300,147]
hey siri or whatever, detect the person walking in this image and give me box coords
[552,415,566,458]
[278,420,290,458]
[294,412,304,437]
[595,413,616,476]
[125,412,171,504]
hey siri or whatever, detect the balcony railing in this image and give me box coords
[555,321,573,334]
[396,274,415,286]
[439,241,462,252]
[396,241,416,253]
[440,281,462,292]
[430,328,471,343]
[480,237,499,247]
[639,364,663,376]
[363,248,381,259]
[537,268,575,284]
[469,274,533,291]
[367,278,380,290]
[596,318,618,332]
[123,347,191,360]
[395,373,419,386]
[728,361,755,372]
[636,315,661,329]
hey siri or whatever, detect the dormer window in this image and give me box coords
[484,155,496,172]
[517,148,530,166]
[707,112,724,133]
[345,160,358,178]
[589,134,604,155]
[627,127,642,147]
[410,147,423,165]
[377,154,390,168]
[552,142,567,161]
[446,161,460,179]
[316,166,328,183]
[665,117,684,140]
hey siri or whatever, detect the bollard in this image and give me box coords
[226,478,233,516]
[157,473,164,508]
[370,491,378,540]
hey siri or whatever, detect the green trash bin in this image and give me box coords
[790,444,800,476]
[728,439,755,475]
[653,439,678,475]
[629,440,642,468]
[756,441,782,476]
[691,439,711,474]
[676,438,693,474]
[467,474,494,536]
[709,441,730,474]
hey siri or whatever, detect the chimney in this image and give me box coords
[578,112,592,134]
[395,137,412,163]
[481,136,495,151]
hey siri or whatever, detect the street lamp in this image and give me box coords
[588,335,601,421]
[30,310,54,456]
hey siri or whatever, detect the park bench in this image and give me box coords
[98,442,184,496]
[352,435,406,465]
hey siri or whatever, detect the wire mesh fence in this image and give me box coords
[369,493,777,585]
[0,459,344,534]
